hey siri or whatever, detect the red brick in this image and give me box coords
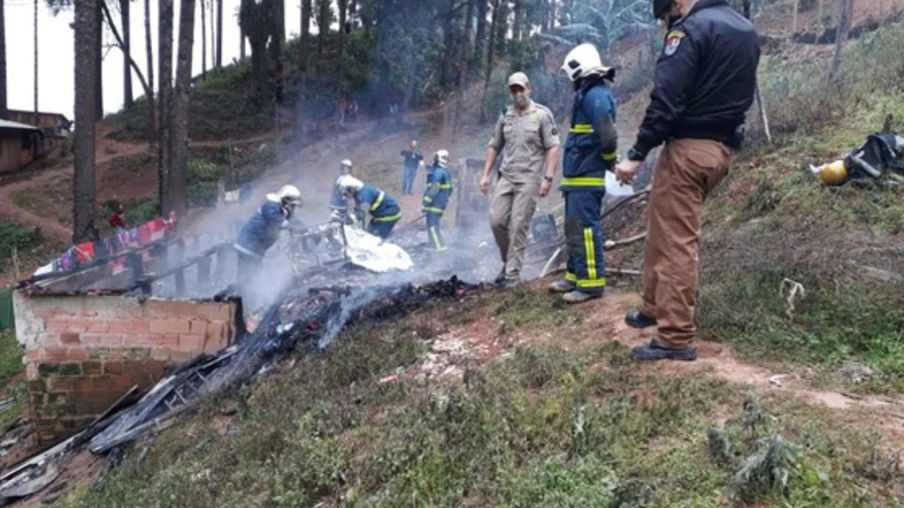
[130,320,151,333]
[178,334,206,352]
[151,334,180,348]
[107,321,132,333]
[103,361,125,376]
[25,349,45,362]
[47,377,77,391]
[45,318,69,333]
[189,320,208,335]
[81,333,123,346]
[150,320,191,335]
[85,320,110,333]
[66,318,91,332]
[82,361,103,376]
[60,333,80,345]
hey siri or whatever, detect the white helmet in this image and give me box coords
[336,174,364,194]
[267,184,303,206]
[340,159,353,175]
[434,149,450,168]
[561,43,613,82]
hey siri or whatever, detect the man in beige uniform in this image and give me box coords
[480,72,561,287]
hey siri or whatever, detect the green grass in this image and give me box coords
[60,299,902,507]
[0,222,42,261]
[0,331,25,434]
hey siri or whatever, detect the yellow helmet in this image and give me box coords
[818,160,848,186]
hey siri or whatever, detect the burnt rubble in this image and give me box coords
[0,275,484,505]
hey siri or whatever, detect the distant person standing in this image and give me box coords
[400,140,424,196]
[480,72,561,287]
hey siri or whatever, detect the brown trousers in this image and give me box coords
[642,138,732,348]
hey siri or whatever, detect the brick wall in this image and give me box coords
[13,292,239,444]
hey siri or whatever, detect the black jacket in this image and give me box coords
[630,0,760,159]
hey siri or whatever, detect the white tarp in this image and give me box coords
[342,226,414,273]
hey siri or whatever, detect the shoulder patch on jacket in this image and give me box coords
[663,29,686,57]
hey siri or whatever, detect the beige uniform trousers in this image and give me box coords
[642,138,732,348]
[489,176,541,278]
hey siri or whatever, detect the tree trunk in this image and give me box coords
[440,0,457,87]
[513,0,523,40]
[216,0,223,67]
[102,1,154,140]
[240,27,246,59]
[829,0,852,81]
[317,0,329,55]
[170,0,196,216]
[481,0,500,123]
[95,0,104,119]
[144,0,155,140]
[120,0,133,109]
[473,0,487,71]
[0,0,6,118]
[464,0,475,74]
[338,0,348,60]
[33,0,38,126]
[74,0,98,243]
[269,0,285,66]
[792,0,799,33]
[158,0,174,213]
[295,0,312,144]
[495,0,508,58]
[201,0,207,79]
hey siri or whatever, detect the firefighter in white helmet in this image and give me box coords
[549,43,617,303]
[329,159,363,224]
[233,184,303,291]
[336,175,402,240]
[422,149,454,252]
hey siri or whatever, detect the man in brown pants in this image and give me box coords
[614,0,760,361]
[480,72,561,287]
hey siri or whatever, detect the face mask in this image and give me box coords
[512,92,529,108]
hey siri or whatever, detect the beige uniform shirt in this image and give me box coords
[488,100,560,184]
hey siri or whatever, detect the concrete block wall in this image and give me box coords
[13,292,239,444]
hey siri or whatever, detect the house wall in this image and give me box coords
[0,132,36,174]
[13,292,239,444]
[3,111,67,131]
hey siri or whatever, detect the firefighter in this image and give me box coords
[329,159,364,225]
[233,184,303,289]
[336,175,402,240]
[423,149,454,252]
[614,0,760,361]
[548,43,618,304]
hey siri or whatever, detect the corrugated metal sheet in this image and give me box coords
[0,119,41,132]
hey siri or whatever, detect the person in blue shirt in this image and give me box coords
[400,140,424,196]
[336,175,402,240]
[328,159,364,225]
[549,43,618,304]
[234,184,303,288]
[422,149,454,252]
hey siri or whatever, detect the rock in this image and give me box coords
[838,362,874,384]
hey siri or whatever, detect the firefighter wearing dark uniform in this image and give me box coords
[336,175,402,240]
[329,159,364,225]
[423,150,454,252]
[614,0,760,361]
[549,43,618,304]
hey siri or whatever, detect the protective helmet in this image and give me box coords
[336,174,364,194]
[434,149,450,168]
[340,159,353,175]
[653,0,673,19]
[561,43,613,82]
[267,184,303,206]
[816,160,848,186]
